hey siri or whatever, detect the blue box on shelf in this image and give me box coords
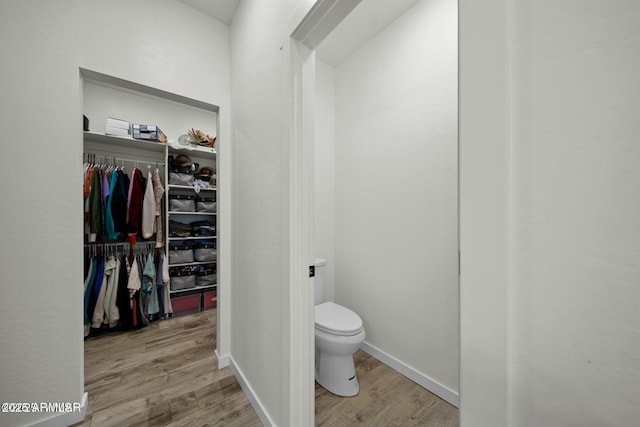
[131,124,167,143]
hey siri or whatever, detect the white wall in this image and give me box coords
[509,1,640,425]
[460,0,640,425]
[333,0,459,396]
[229,1,285,422]
[228,0,315,425]
[0,1,230,426]
[314,59,336,302]
[458,0,510,423]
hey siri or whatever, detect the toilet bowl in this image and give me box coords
[315,301,366,396]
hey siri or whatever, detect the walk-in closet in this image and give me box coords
[82,69,220,337]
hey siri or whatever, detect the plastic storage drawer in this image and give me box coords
[170,293,201,316]
[203,290,217,310]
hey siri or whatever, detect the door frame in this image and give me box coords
[284,1,362,425]
[281,36,315,427]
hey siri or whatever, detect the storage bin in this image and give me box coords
[169,172,194,186]
[196,196,217,213]
[196,263,217,286]
[168,243,194,264]
[169,194,196,212]
[169,265,199,291]
[170,293,201,316]
[194,243,217,262]
[170,274,196,291]
[203,290,217,310]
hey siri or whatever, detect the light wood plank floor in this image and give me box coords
[315,351,459,426]
[75,310,261,427]
[76,310,459,426]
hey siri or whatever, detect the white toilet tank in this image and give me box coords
[314,258,327,305]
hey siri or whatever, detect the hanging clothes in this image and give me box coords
[101,255,117,326]
[84,158,164,246]
[83,256,96,337]
[105,170,119,240]
[111,170,130,239]
[88,168,102,242]
[155,253,165,318]
[82,153,172,338]
[161,252,173,317]
[101,168,110,236]
[127,168,144,245]
[92,256,111,329]
[141,170,156,239]
[116,254,133,330]
[144,253,159,316]
[130,257,140,329]
[127,254,141,293]
[86,255,104,331]
[152,169,165,248]
[137,255,150,327]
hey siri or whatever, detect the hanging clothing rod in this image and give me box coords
[84,153,165,166]
[84,241,158,247]
[85,242,130,246]
[84,241,161,256]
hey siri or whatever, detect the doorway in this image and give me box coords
[288,0,459,424]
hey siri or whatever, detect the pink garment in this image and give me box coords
[141,171,156,239]
[152,169,165,248]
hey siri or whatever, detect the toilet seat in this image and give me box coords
[315,302,363,336]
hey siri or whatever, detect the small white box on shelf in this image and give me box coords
[105,125,129,136]
[105,117,130,136]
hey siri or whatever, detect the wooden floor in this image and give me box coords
[315,351,459,426]
[75,310,261,427]
[77,310,458,427]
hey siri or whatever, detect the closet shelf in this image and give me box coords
[170,285,217,294]
[168,259,217,268]
[168,142,216,155]
[168,211,216,216]
[83,131,166,153]
[167,184,216,191]
[168,236,217,241]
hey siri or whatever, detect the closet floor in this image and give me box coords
[315,350,459,426]
[75,310,261,427]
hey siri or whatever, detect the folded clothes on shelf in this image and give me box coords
[191,220,215,237]
[169,220,192,237]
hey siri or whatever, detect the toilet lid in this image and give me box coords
[315,302,363,336]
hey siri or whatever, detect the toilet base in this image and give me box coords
[316,351,360,397]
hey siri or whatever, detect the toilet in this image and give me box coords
[314,258,366,397]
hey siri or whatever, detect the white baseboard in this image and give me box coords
[215,349,230,369]
[361,341,459,408]
[230,356,276,427]
[27,392,88,427]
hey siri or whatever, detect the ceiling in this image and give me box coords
[315,0,421,66]
[177,0,241,25]
[177,0,421,66]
